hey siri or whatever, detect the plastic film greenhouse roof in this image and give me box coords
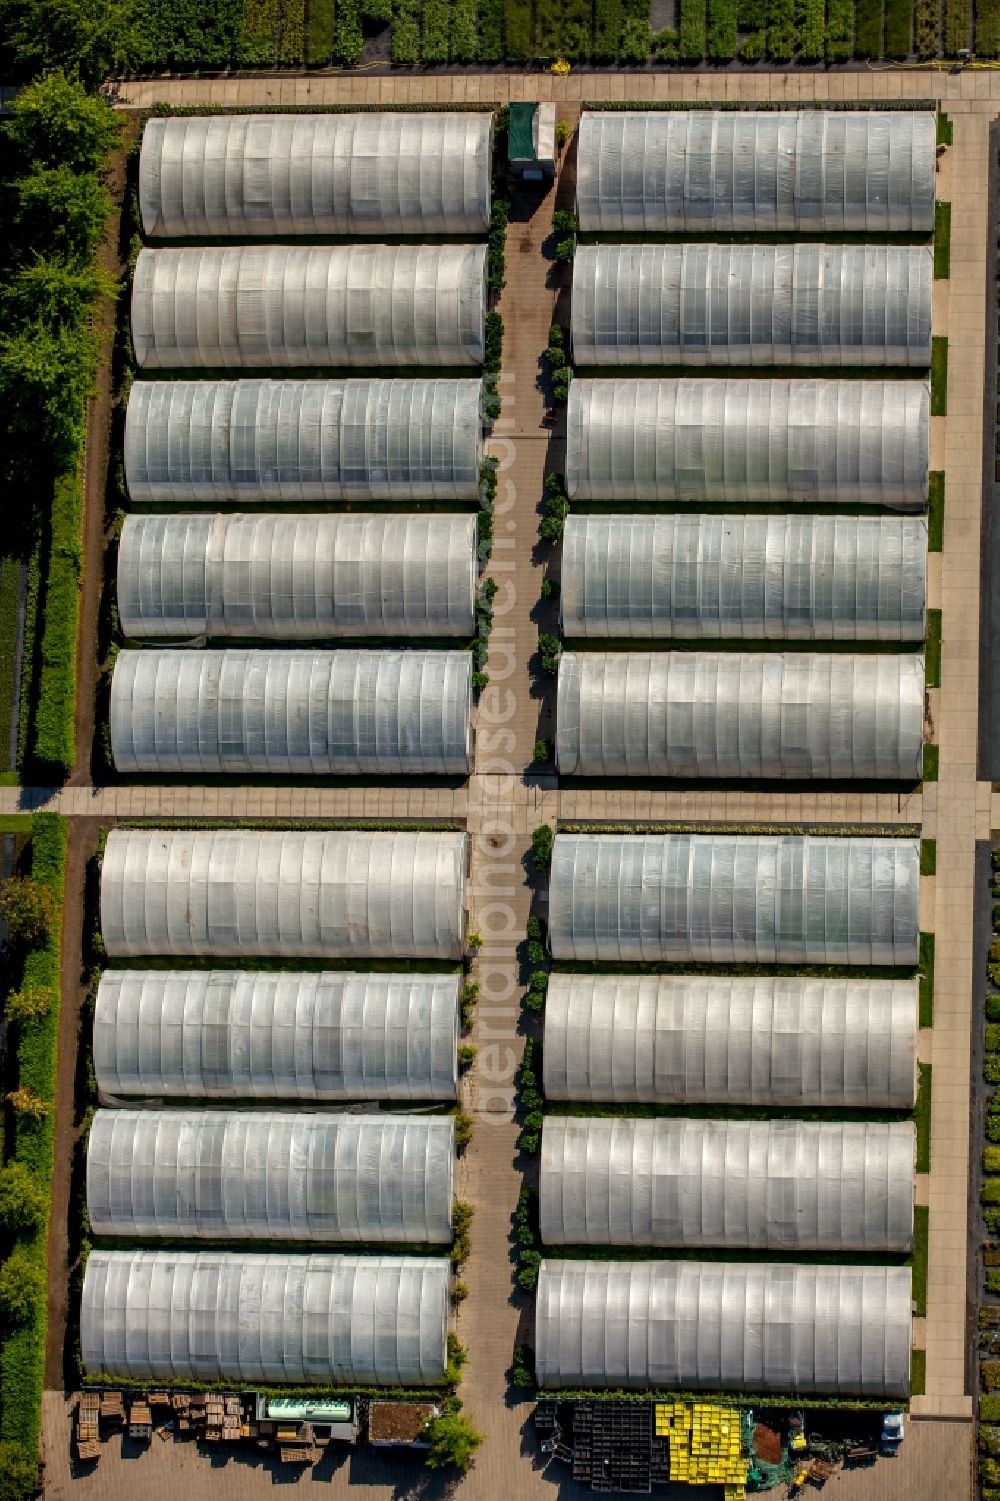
[110,649,472,776]
[87,1110,455,1243]
[542,973,918,1109]
[124,379,483,504]
[539,1117,914,1252]
[548,833,919,965]
[556,651,924,780]
[100,829,468,960]
[82,1250,450,1386]
[570,244,932,368]
[94,969,460,1102]
[534,1260,912,1396]
[566,379,929,508]
[575,110,935,232]
[560,514,927,642]
[131,246,487,370]
[139,113,492,239]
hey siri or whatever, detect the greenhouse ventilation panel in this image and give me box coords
[542,973,918,1109]
[547,833,919,965]
[100,829,468,960]
[139,112,493,238]
[556,651,924,780]
[571,244,932,368]
[534,1260,912,1396]
[93,969,460,1102]
[560,514,927,642]
[118,513,478,641]
[131,246,487,369]
[82,1250,451,1386]
[566,379,929,508]
[539,1117,914,1252]
[87,1110,456,1243]
[575,110,935,232]
[109,649,472,777]
[124,379,483,504]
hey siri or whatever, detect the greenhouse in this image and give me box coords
[131,246,487,370]
[575,110,935,233]
[556,651,924,781]
[566,379,929,508]
[87,1110,456,1243]
[538,1118,914,1252]
[124,379,483,504]
[139,112,493,239]
[93,969,460,1102]
[560,514,927,642]
[571,244,932,368]
[534,1260,912,1396]
[100,829,468,960]
[547,833,920,965]
[109,649,472,777]
[118,513,478,640]
[542,973,918,1109]
[82,1250,451,1386]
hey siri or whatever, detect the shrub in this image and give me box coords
[620,0,651,57]
[0,1253,44,1331]
[738,28,764,56]
[538,633,561,674]
[987,1059,1000,1086]
[678,0,707,55]
[796,0,824,58]
[527,940,546,966]
[554,237,576,265]
[531,825,555,868]
[453,1111,474,1149]
[988,996,1000,1022]
[986,1363,1000,1393]
[0,1165,45,1234]
[466,930,483,951]
[526,916,543,940]
[826,0,853,56]
[335,0,363,62]
[512,1345,534,1387]
[451,1200,474,1265]
[423,1409,484,1472]
[0,878,54,946]
[987,1147,1000,1174]
[4,984,54,1028]
[552,211,578,235]
[765,0,794,57]
[484,309,504,372]
[533,739,550,763]
[707,0,736,54]
[422,0,451,55]
[0,1445,37,1501]
[391,0,422,60]
[458,1043,477,1068]
[517,1248,542,1289]
[984,1397,1000,1422]
[551,368,572,403]
[983,1178,1000,1203]
[7,74,119,175]
[479,0,504,55]
[540,578,559,599]
[593,0,624,56]
[989,1026,1000,1055]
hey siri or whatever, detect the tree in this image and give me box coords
[0,1162,45,1232]
[13,167,112,263]
[0,319,99,475]
[5,70,120,167]
[0,876,56,945]
[5,1087,49,1121]
[423,1408,484,1474]
[0,1441,37,1501]
[0,1249,44,1329]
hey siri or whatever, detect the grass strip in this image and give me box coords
[305,0,335,61]
[937,111,953,145]
[915,1062,932,1167]
[922,743,939,784]
[934,201,951,279]
[931,336,948,416]
[925,608,942,689]
[920,838,937,877]
[919,937,935,1029]
[30,470,82,779]
[910,1205,929,1317]
[910,1347,926,1395]
[928,472,944,551]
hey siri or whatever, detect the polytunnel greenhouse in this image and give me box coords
[547,833,920,966]
[109,649,472,777]
[575,110,935,233]
[100,829,468,960]
[82,1250,451,1386]
[570,244,932,368]
[124,379,483,504]
[87,1110,456,1243]
[542,973,919,1109]
[139,112,493,239]
[560,514,927,642]
[534,1260,912,1397]
[566,379,929,508]
[93,969,460,1102]
[118,514,478,640]
[556,651,924,781]
[131,246,487,370]
[539,1118,914,1252]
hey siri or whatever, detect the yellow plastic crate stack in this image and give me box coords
[654,1401,748,1498]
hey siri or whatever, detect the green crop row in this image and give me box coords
[391,0,422,58]
[854,0,883,54]
[422,0,450,58]
[620,0,650,55]
[305,0,335,60]
[240,0,279,62]
[944,0,969,50]
[766,0,794,59]
[707,0,736,56]
[883,0,911,51]
[796,0,824,58]
[594,0,624,55]
[826,0,854,56]
[479,0,504,55]
[913,0,938,51]
[335,0,363,62]
[977,0,1000,52]
[30,471,82,778]
[678,0,707,55]
[451,0,480,55]
[504,0,533,56]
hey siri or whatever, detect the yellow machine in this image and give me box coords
[654,1402,749,1498]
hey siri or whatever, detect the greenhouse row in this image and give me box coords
[538,1117,915,1252]
[109,649,473,777]
[123,378,484,504]
[575,110,935,233]
[87,1110,456,1243]
[555,651,925,781]
[559,514,927,642]
[570,244,932,368]
[93,969,461,1102]
[140,112,494,239]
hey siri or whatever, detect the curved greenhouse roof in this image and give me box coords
[101,829,468,960]
[560,514,927,642]
[542,973,918,1108]
[556,651,924,780]
[131,246,487,370]
[140,113,492,239]
[94,969,460,1102]
[124,379,483,504]
[118,513,477,641]
[539,1118,914,1252]
[548,833,919,965]
[571,244,932,368]
[566,379,929,508]
[535,1260,912,1396]
[576,110,935,233]
[87,1110,456,1243]
[82,1250,450,1386]
[110,649,472,777]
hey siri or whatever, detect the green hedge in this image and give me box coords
[984,1396,1000,1422]
[620,0,650,57]
[883,0,911,52]
[29,469,81,778]
[854,0,883,54]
